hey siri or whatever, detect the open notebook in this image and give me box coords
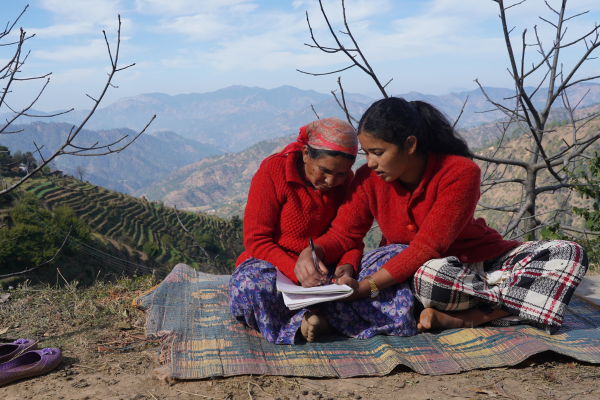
[276,268,354,310]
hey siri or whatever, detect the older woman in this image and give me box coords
[229,117,364,344]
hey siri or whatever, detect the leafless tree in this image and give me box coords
[473,0,600,239]
[300,0,600,240]
[0,6,155,196]
[1,8,155,277]
[75,165,87,181]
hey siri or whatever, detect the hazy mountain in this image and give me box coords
[138,135,295,217]
[1,122,223,193]
[395,83,600,126]
[5,83,599,152]
[2,86,332,152]
[140,101,600,218]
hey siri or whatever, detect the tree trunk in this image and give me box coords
[524,169,538,239]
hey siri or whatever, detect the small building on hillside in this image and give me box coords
[49,170,64,178]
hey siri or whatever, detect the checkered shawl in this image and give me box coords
[412,240,588,328]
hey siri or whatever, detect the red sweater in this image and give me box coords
[315,152,520,283]
[236,151,362,284]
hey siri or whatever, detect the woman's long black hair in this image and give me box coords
[357,97,472,159]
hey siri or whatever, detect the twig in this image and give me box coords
[174,389,216,399]
[248,382,254,400]
[174,206,212,262]
[311,104,320,119]
[248,381,273,396]
[57,267,74,292]
[452,95,469,129]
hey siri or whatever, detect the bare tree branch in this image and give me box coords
[452,95,469,129]
[310,104,320,120]
[0,14,155,196]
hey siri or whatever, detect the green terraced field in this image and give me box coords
[21,178,243,272]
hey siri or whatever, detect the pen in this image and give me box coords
[309,237,328,285]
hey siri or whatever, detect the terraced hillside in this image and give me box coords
[19,178,243,273]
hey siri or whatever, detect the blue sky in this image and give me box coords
[3,0,600,112]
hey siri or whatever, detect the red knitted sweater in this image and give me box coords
[236,151,362,284]
[315,152,520,283]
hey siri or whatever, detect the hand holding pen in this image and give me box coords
[309,237,330,286]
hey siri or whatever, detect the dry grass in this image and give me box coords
[0,274,157,370]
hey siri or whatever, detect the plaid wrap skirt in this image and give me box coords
[412,240,588,331]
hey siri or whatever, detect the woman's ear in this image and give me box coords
[302,145,310,163]
[405,136,418,155]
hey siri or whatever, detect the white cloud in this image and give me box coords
[162,0,495,73]
[50,67,105,85]
[34,39,109,62]
[135,0,254,16]
[26,0,129,37]
[39,0,122,22]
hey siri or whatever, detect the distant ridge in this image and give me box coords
[0,122,223,194]
[4,83,599,152]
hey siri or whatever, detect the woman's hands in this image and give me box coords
[333,276,370,301]
[334,268,397,302]
[333,264,354,280]
[295,245,328,287]
[295,247,357,289]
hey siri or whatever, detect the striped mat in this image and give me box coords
[133,263,600,378]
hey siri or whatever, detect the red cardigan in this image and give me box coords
[236,151,362,284]
[315,152,520,283]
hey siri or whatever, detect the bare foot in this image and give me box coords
[417,308,466,332]
[301,312,332,342]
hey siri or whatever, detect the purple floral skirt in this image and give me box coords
[228,244,417,344]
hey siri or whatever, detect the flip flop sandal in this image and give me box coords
[0,339,38,364]
[0,348,62,387]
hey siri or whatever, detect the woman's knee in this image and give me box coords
[229,261,277,303]
[547,240,589,274]
[412,257,464,298]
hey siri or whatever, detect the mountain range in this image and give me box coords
[139,101,600,218]
[1,122,222,193]
[4,83,599,152]
[139,136,295,217]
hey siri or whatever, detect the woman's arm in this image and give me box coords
[338,163,482,299]
[295,169,374,283]
[243,165,299,282]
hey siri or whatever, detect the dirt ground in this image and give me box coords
[2,277,600,400]
[1,351,600,400]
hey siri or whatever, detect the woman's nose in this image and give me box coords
[366,156,377,169]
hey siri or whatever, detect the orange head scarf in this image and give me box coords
[265,118,358,165]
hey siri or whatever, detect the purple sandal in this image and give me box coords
[0,339,38,363]
[0,348,62,387]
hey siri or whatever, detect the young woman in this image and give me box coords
[229,117,363,344]
[296,97,588,340]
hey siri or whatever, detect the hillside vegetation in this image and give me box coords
[1,176,243,286]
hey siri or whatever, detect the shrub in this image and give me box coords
[143,241,160,257]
